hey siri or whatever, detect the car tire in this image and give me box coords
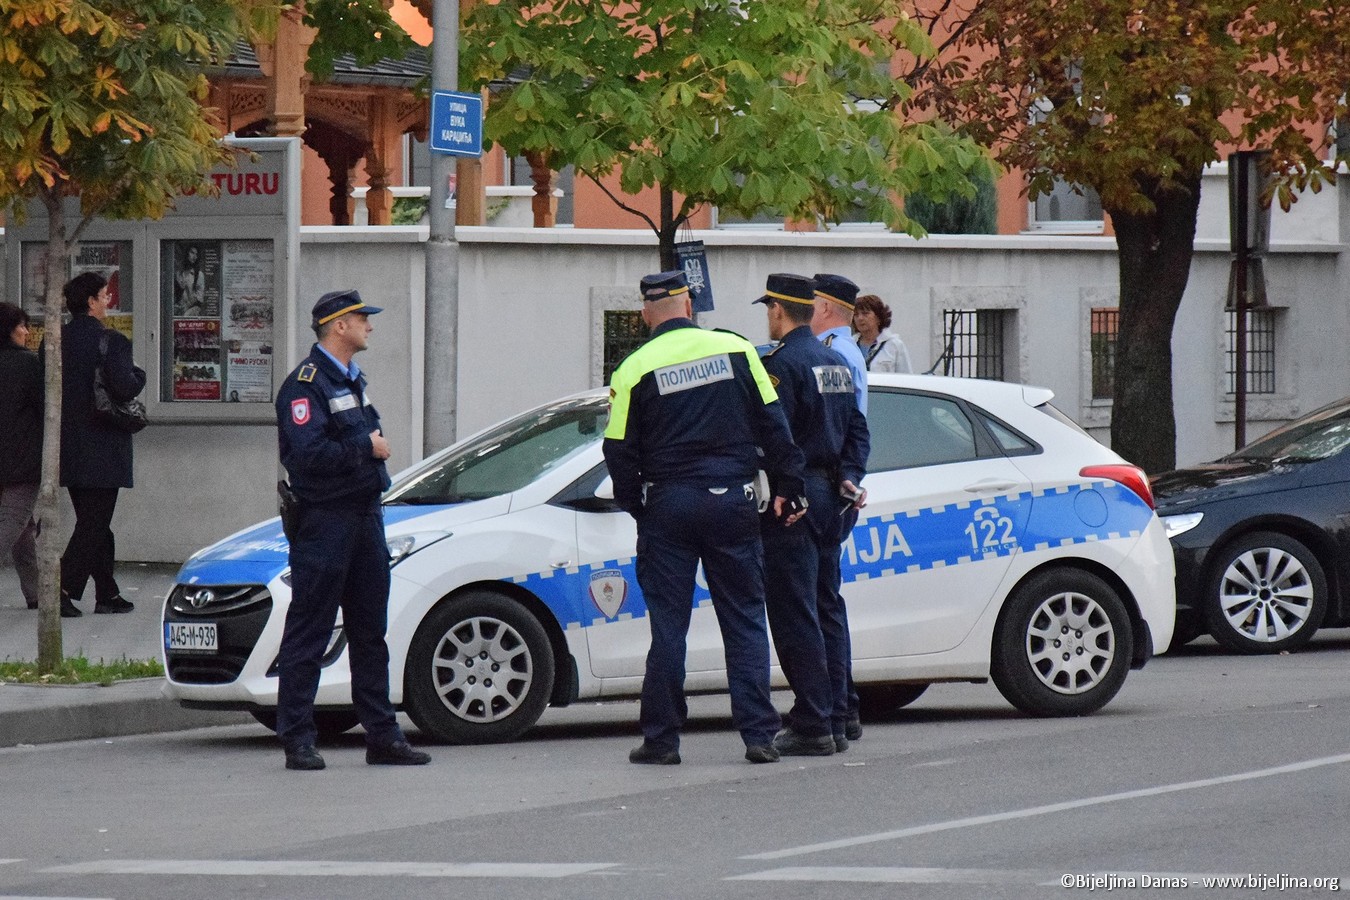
[991,568,1133,717]
[1201,531,1327,655]
[248,709,361,741]
[1169,614,1205,648]
[404,590,555,744]
[856,683,929,720]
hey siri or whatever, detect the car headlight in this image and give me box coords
[1160,511,1204,540]
[386,531,453,567]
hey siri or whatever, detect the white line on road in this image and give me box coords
[729,866,1045,884]
[743,750,1350,860]
[44,860,617,879]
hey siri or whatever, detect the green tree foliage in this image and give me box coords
[463,0,996,268]
[919,0,1350,473]
[905,163,996,234]
[303,0,415,78]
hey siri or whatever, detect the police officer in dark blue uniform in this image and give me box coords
[603,271,808,765]
[274,289,430,771]
[754,274,870,755]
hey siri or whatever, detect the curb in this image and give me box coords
[0,679,252,747]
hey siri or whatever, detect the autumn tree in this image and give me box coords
[919,0,1350,473]
[0,0,411,672]
[462,0,996,269]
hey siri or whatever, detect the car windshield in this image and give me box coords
[385,396,609,505]
[1228,402,1350,462]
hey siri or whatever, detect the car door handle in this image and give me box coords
[964,479,1018,493]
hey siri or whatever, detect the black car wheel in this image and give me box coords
[991,569,1132,717]
[404,590,555,744]
[249,709,360,741]
[1202,531,1327,654]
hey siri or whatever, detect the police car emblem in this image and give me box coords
[291,398,310,425]
[589,570,628,618]
[187,588,215,609]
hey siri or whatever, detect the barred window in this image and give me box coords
[602,310,649,385]
[1225,309,1277,395]
[1090,308,1118,399]
[937,309,1007,380]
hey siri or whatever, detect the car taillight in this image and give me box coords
[1080,464,1155,509]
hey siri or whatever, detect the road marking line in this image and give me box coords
[0,896,115,900]
[44,860,617,879]
[743,751,1350,860]
[729,866,1044,884]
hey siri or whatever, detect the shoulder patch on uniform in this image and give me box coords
[297,363,317,383]
[769,374,780,388]
[291,398,311,425]
[822,333,835,348]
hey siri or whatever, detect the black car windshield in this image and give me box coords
[1228,401,1350,462]
[385,396,609,504]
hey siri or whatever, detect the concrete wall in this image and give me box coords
[5,165,1347,562]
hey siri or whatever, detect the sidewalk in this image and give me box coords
[0,562,251,746]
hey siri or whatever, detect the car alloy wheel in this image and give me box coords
[991,569,1132,717]
[405,590,555,744]
[1203,531,1327,655]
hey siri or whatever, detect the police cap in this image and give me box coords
[312,289,383,327]
[813,273,860,310]
[754,273,815,306]
[639,270,690,302]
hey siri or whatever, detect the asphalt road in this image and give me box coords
[2,633,1348,900]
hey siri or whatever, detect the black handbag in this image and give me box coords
[92,331,148,433]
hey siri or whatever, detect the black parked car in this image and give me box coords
[1152,398,1350,654]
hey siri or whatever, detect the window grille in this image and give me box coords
[1225,309,1276,395]
[603,310,649,385]
[1090,308,1119,399]
[938,309,1006,380]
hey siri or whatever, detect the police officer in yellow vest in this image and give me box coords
[274,289,430,771]
[603,271,807,765]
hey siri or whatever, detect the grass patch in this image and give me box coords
[0,656,164,686]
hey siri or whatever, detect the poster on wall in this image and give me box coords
[161,239,274,403]
[19,240,135,346]
[172,319,223,401]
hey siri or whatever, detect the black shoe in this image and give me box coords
[629,742,681,765]
[745,744,780,764]
[845,715,862,741]
[94,595,134,614]
[833,734,850,753]
[366,739,431,766]
[60,595,81,618]
[285,745,326,771]
[773,728,836,757]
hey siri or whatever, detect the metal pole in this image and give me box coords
[1233,157,1249,451]
[424,0,461,456]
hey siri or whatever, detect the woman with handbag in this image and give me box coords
[0,302,42,611]
[56,272,146,617]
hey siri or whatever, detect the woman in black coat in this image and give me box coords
[58,272,146,617]
[0,302,42,610]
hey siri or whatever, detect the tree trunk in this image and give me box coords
[36,192,70,672]
[1108,170,1203,475]
[658,184,678,272]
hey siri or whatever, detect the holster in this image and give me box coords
[277,480,300,543]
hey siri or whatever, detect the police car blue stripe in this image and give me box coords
[504,480,1154,631]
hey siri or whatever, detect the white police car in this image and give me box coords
[163,375,1175,743]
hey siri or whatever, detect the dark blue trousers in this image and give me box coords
[635,482,781,752]
[762,474,835,738]
[276,501,403,752]
[820,504,859,735]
